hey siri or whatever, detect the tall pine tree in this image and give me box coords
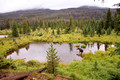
[114,9,120,35]
[46,44,60,74]
[12,21,19,37]
[105,8,112,30]
[5,19,10,29]
[23,21,28,34]
[65,16,73,33]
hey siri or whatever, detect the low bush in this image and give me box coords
[14,59,27,66]
[81,44,86,48]
[38,33,43,36]
[0,57,16,69]
[27,60,41,67]
[75,44,80,47]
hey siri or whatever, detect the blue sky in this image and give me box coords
[0,0,119,13]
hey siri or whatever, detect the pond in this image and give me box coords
[0,35,8,38]
[7,42,114,64]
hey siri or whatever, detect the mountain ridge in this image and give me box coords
[0,5,113,14]
[0,5,116,24]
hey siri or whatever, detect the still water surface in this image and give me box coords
[0,35,8,37]
[7,42,113,64]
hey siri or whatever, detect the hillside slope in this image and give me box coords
[0,6,116,23]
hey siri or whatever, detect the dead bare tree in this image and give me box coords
[94,0,120,7]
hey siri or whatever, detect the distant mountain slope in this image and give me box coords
[0,6,116,23]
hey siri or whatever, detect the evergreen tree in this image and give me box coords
[26,20,31,34]
[105,8,112,30]
[114,42,120,55]
[5,19,10,29]
[90,26,95,37]
[107,27,111,35]
[65,16,73,33]
[46,44,60,74]
[100,19,104,29]
[27,20,30,26]
[57,28,60,35]
[27,26,31,34]
[96,23,102,37]
[39,19,43,28]
[32,26,36,32]
[34,20,39,27]
[82,26,87,37]
[101,29,105,35]
[114,9,120,35]
[0,26,4,30]
[42,21,46,29]
[1,23,5,30]
[23,21,28,34]
[77,18,80,28]
[12,21,19,37]
[80,17,85,29]
[19,24,22,34]
[52,29,55,35]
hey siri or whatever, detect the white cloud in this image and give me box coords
[0,0,119,13]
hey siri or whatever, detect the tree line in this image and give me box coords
[0,8,120,37]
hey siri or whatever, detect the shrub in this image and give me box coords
[117,61,120,68]
[0,57,16,69]
[59,63,67,68]
[27,60,41,67]
[52,30,55,35]
[107,47,116,56]
[82,52,93,60]
[75,44,80,47]
[14,59,27,66]
[38,33,43,36]
[81,44,86,48]
[57,28,60,35]
[95,50,106,57]
[70,73,78,80]
[114,43,120,55]
[1,41,4,45]
[93,61,98,70]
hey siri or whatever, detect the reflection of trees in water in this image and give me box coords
[15,44,29,56]
[25,44,30,51]
[105,44,108,51]
[90,42,94,48]
[16,50,19,56]
[88,44,90,48]
[69,43,73,51]
[97,42,100,50]
[88,43,94,48]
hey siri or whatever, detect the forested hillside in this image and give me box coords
[0,6,116,24]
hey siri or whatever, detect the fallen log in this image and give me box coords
[1,67,46,80]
